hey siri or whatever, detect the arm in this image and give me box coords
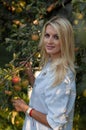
[12,98,50,128]
[26,68,35,87]
[44,73,76,129]
[29,109,50,128]
[24,62,35,87]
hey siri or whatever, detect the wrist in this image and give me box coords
[25,107,33,116]
[23,105,29,113]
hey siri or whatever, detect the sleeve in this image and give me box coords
[45,71,76,130]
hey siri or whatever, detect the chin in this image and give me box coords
[46,51,53,55]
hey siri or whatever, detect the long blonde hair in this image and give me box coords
[39,16,75,86]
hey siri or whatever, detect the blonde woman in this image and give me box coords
[12,16,76,130]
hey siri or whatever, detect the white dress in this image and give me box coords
[22,62,76,130]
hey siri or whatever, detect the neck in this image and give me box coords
[50,53,61,63]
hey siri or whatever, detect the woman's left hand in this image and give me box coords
[12,98,29,113]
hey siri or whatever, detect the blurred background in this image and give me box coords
[0,0,86,130]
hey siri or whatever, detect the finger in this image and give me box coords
[19,99,27,104]
[12,99,20,106]
[14,106,21,112]
[11,99,19,103]
[13,102,16,108]
[13,101,20,108]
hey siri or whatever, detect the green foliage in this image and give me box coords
[0,55,29,130]
[0,0,86,130]
[72,1,86,129]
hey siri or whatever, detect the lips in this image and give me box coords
[46,45,55,50]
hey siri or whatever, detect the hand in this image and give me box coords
[20,61,33,77]
[24,62,33,76]
[12,98,28,113]
[20,61,35,87]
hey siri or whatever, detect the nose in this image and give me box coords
[47,36,53,44]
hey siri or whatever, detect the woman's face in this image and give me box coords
[44,25,61,59]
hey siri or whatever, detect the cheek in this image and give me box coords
[56,42,61,49]
[43,39,47,48]
[43,38,47,44]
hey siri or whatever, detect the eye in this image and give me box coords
[44,33,50,38]
[54,35,59,40]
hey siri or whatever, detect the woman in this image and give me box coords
[12,16,76,130]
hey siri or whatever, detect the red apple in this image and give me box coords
[12,76,20,84]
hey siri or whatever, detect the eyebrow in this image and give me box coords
[44,32,58,35]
